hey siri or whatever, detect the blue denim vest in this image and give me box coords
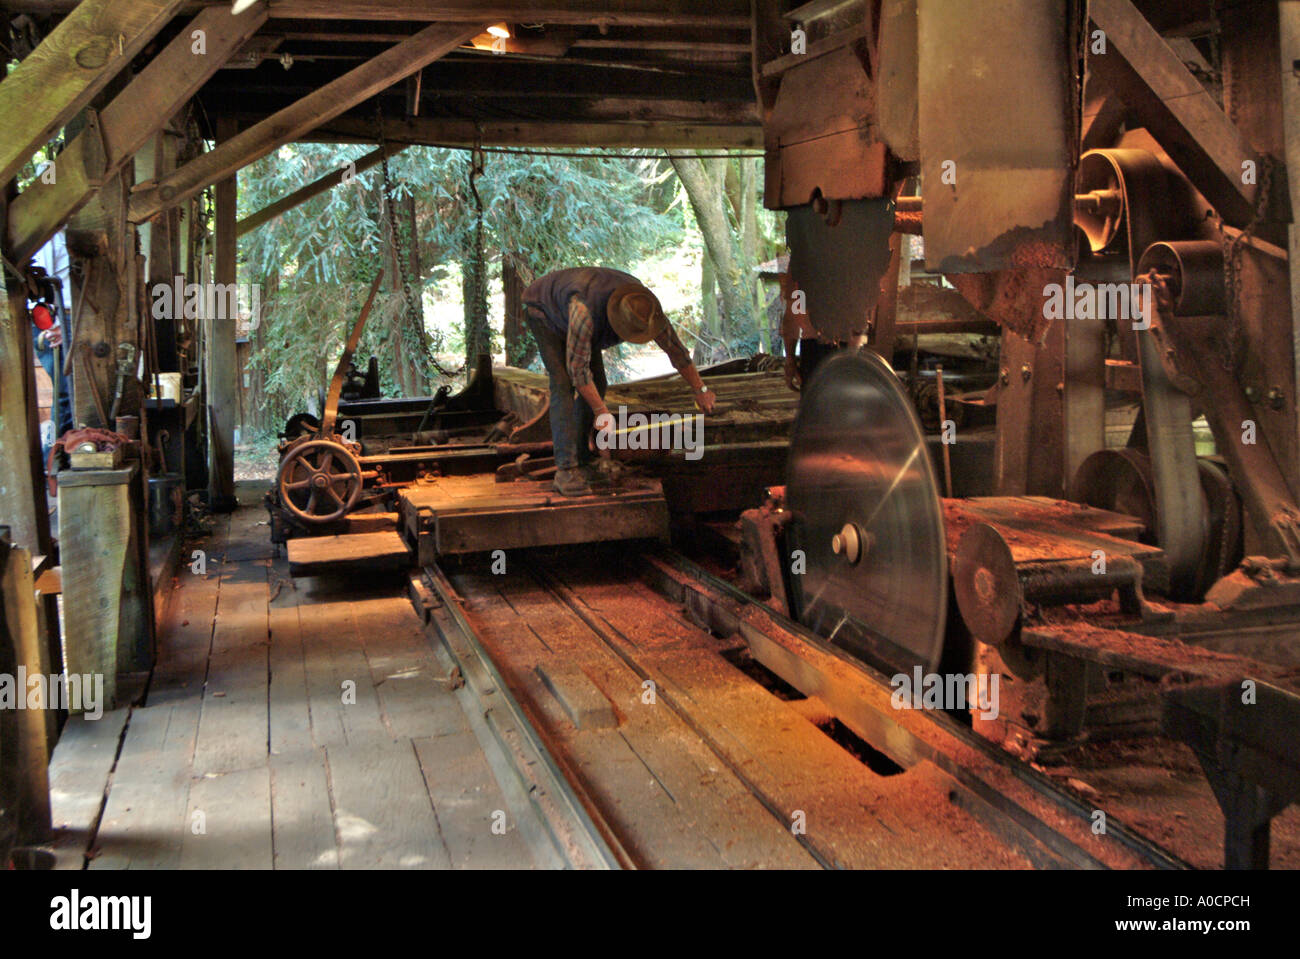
[522,267,640,352]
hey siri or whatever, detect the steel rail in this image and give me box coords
[412,566,631,870]
[642,547,1190,871]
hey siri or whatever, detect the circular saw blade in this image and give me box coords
[786,350,948,675]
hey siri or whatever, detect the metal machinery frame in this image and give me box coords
[747,0,1300,868]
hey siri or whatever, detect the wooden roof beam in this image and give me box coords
[128,20,486,223]
[7,3,268,263]
[236,142,403,237]
[304,115,762,150]
[0,0,188,187]
[264,0,751,27]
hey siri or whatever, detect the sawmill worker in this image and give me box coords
[522,267,716,497]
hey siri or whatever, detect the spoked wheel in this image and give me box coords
[276,439,363,524]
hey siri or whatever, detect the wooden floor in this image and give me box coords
[46,485,541,869]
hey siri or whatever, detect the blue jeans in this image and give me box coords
[524,308,606,470]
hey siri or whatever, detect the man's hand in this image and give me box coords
[592,408,615,459]
[694,388,716,414]
[783,353,801,392]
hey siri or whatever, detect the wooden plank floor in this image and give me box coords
[46,486,540,870]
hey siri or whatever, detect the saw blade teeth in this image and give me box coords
[786,350,948,676]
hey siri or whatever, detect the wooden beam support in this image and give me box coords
[0,262,50,553]
[265,0,751,27]
[128,21,485,223]
[1088,0,1258,226]
[237,143,404,237]
[208,115,238,512]
[7,3,269,264]
[0,532,53,845]
[307,115,763,149]
[0,0,187,188]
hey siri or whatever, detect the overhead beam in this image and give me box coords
[229,97,760,126]
[4,0,751,26]
[7,3,269,263]
[129,21,486,223]
[1088,0,1258,226]
[0,0,187,187]
[200,59,757,102]
[237,142,403,237]
[265,0,751,27]
[306,115,763,150]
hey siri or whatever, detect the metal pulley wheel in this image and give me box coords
[786,350,948,674]
[1070,448,1239,600]
[276,439,363,524]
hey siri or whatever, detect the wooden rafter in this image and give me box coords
[127,21,487,223]
[5,0,752,27]
[305,115,763,150]
[7,3,269,263]
[236,142,404,237]
[0,0,187,187]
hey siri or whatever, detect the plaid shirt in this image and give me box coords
[565,296,691,387]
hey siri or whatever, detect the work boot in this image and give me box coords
[552,467,591,497]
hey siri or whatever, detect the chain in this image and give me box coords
[1219,153,1274,372]
[376,102,459,382]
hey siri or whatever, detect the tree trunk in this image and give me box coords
[502,253,536,369]
[462,224,490,372]
[737,157,767,351]
[671,155,755,348]
[403,193,429,395]
[380,194,419,396]
[699,250,719,365]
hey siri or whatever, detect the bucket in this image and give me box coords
[148,473,184,537]
[9,847,55,870]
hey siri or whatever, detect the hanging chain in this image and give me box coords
[376,102,458,382]
[1219,153,1274,373]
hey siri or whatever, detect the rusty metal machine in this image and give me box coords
[740,0,1300,867]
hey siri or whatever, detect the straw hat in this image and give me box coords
[607,283,667,344]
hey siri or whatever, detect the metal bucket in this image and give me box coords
[148,473,184,538]
[9,847,55,870]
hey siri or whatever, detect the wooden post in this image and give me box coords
[66,167,134,430]
[0,250,51,553]
[208,116,238,511]
[0,529,53,845]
